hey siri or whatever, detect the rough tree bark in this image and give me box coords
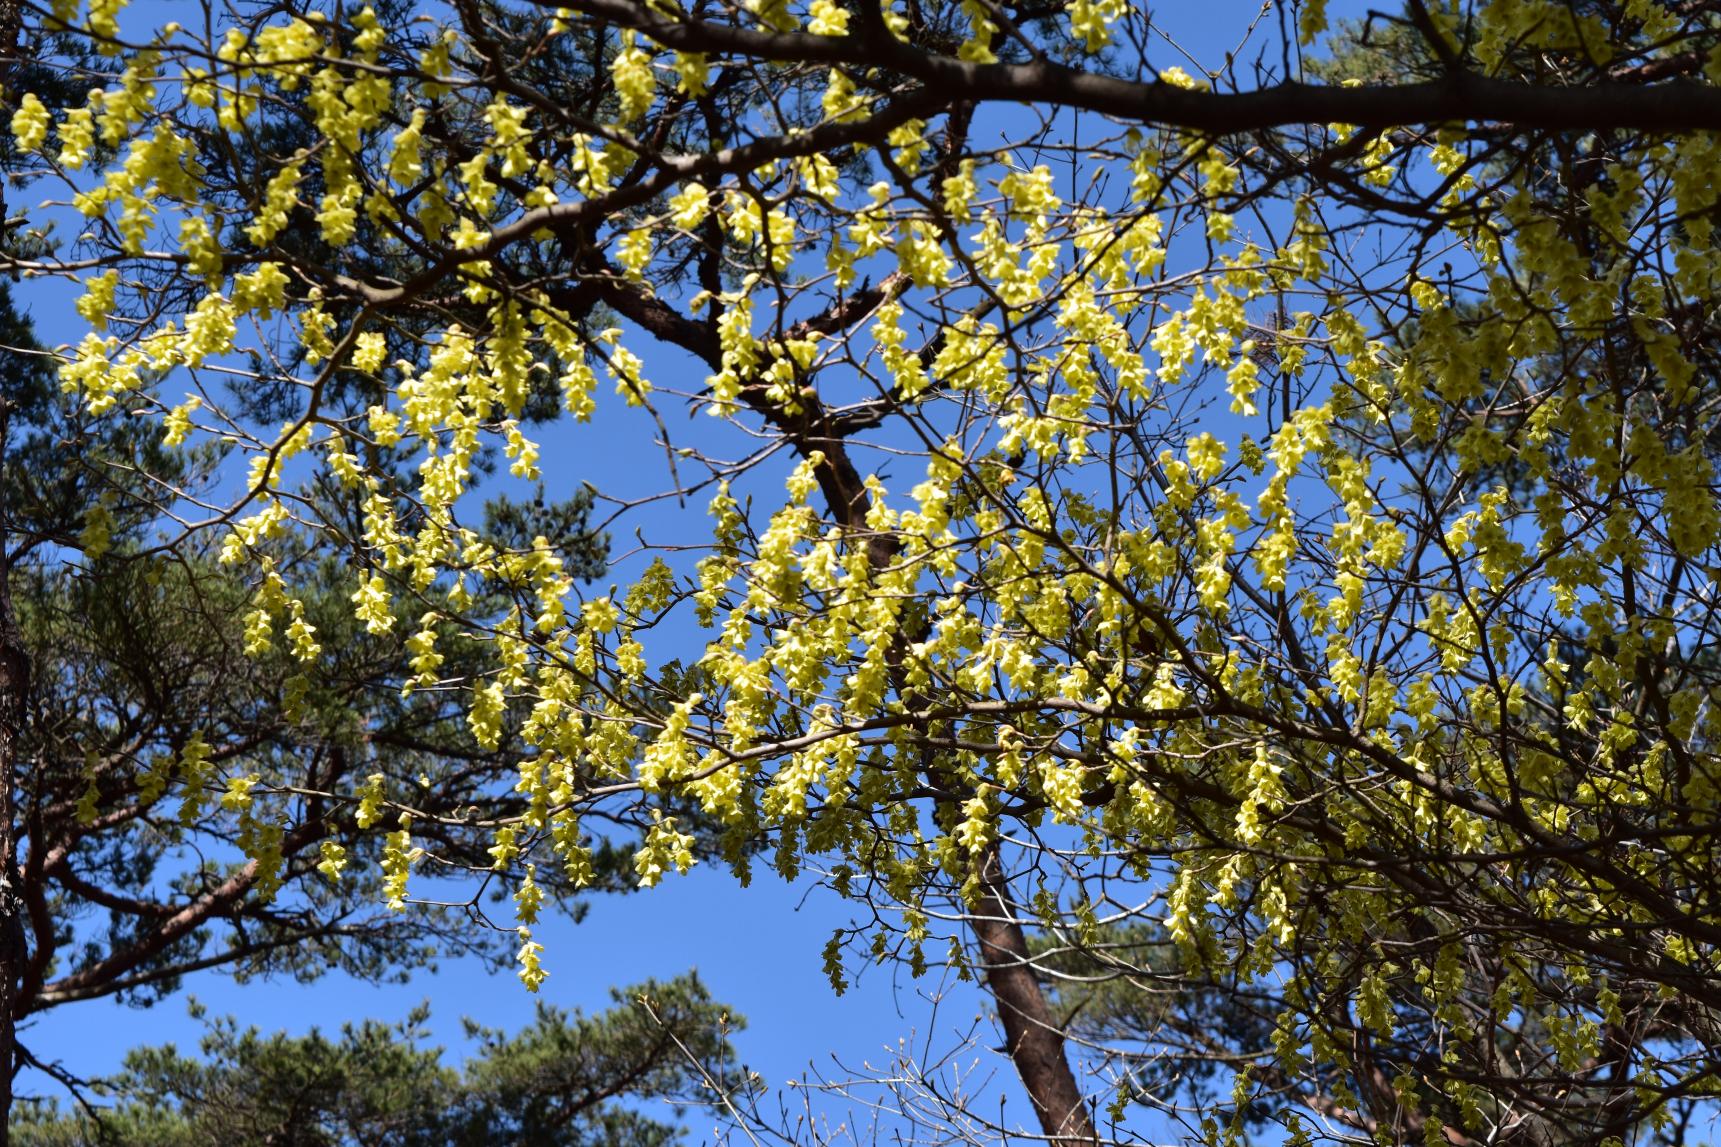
[0,385,27,1146]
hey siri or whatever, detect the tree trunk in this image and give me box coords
[971,846,1096,1145]
[0,406,25,1144]
[0,550,21,1145]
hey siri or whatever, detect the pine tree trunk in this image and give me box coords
[0,400,25,1144]
[0,549,21,1145]
[971,846,1096,1145]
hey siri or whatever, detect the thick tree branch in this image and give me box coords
[538,0,1721,132]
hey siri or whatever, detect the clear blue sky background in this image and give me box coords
[14,1,1364,1140]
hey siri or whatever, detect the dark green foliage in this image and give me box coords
[12,974,747,1146]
